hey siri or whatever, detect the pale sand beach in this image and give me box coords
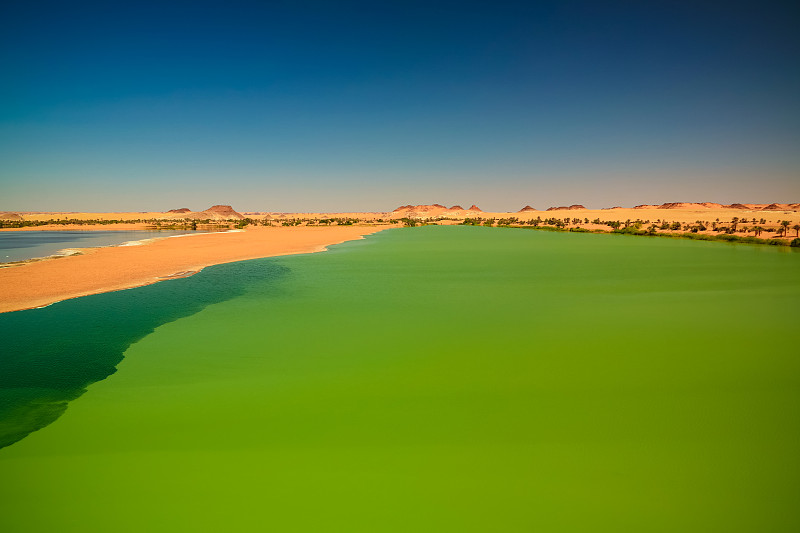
[0,225,393,314]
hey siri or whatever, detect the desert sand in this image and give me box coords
[2,201,798,313]
[386,202,800,225]
[4,202,798,231]
[0,225,392,314]
[385,203,800,238]
[0,204,246,224]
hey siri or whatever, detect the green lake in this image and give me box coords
[1,226,798,531]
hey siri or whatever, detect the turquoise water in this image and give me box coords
[0,230,204,263]
[0,226,798,531]
[0,260,287,449]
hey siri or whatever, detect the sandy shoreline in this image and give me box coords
[2,204,798,313]
[0,225,393,314]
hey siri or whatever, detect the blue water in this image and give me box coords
[0,230,203,263]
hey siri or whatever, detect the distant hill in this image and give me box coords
[164,205,245,220]
[202,205,244,219]
[392,204,447,213]
[623,202,800,211]
[546,205,585,211]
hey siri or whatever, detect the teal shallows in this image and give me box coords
[0,226,798,532]
[0,261,289,448]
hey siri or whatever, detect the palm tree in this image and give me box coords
[793,224,800,238]
[780,220,790,237]
[753,226,763,237]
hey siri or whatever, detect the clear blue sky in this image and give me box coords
[1,0,798,212]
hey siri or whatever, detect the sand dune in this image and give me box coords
[387,202,800,222]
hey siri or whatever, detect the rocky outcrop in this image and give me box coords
[468,205,482,212]
[393,204,447,213]
[763,203,790,211]
[448,205,464,211]
[518,205,536,212]
[658,202,718,209]
[0,212,23,220]
[166,205,245,220]
[616,202,796,211]
[658,202,693,209]
[546,205,585,211]
[200,205,244,219]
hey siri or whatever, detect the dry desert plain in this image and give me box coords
[1,202,798,314]
[2,201,799,231]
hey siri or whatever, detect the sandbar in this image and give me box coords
[0,225,393,314]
